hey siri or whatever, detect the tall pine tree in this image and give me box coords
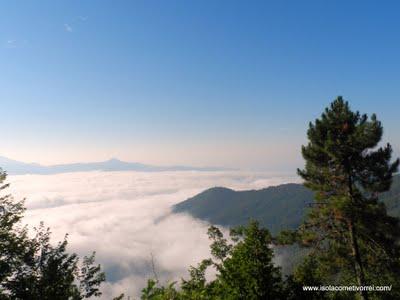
[297,97,400,300]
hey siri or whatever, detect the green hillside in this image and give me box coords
[381,174,400,215]
[173,175,400,235]
[173,183,314,235]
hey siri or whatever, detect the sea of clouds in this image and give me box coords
[7,170,299,299]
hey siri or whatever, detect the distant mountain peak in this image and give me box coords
[107,158,123,162]
[103,158,130,165]
[0,156,226,175]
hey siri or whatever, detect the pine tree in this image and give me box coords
[297,97,400,300]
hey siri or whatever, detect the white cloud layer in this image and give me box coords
[7,171,298,298]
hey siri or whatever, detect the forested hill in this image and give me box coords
[173,174,400,234]
[382,173,400,216]
[173,183,314,235]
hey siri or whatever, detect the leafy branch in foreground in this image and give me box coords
[0,169,105,300]
[139,221,291,300]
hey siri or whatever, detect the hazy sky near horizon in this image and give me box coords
[1,1,399,170]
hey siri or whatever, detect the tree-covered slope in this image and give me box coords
[173,183,314,235]
[173,175,400,234]
[381,174,400,216]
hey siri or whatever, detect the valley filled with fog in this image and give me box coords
[7,170,298,298]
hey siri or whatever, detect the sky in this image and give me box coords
[1,0,399,171]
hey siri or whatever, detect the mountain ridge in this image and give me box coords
[173,175,400,234]
[0,156,228,175]
[173,183,314,234]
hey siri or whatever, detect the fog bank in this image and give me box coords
[7,170,298,298]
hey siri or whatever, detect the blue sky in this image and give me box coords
[1,1,399,171]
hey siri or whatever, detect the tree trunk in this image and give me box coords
[347,173,368,300]
[347,218,368,300]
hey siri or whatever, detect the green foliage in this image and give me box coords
[141,279,180,300]
[0,171,30,289]
[77,251,106,298]
[214,222,286,299]
[0,169,105,299]
[140,221,288,300]
[285,256,330,300]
